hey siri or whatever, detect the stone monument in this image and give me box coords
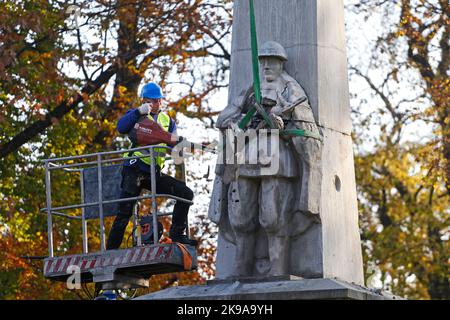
[138,0,397,300]
[211,0,364,284]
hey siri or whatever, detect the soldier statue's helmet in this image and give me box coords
[258,41,288,61]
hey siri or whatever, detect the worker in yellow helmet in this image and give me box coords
[106,82,197,249]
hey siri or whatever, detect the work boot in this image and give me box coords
[169,224,198,246]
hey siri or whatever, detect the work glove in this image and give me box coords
[138,103,151,115]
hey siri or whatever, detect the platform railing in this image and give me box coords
[42,145,192,258]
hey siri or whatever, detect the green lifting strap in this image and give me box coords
[237,0,281,131]
[249,0,261,105]
[238,0,260,130]
[237,0,322,142]
[238,103,257,130]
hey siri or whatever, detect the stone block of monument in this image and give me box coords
[136,277,401,300]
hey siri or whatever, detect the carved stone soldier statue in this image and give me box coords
[209,41,323,277]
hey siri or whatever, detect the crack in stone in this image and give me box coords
[232,43,346,55]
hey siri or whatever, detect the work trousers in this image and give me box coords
[106,165,194,250]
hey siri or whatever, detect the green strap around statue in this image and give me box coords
[238,0,266,129]
[238,0,322,142]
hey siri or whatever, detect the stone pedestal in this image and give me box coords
[136,278,399,300]
[215,0,364,285]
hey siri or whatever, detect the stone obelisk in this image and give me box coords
[214,0,364,285]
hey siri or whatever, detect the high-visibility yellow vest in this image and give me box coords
[125,112,171,169]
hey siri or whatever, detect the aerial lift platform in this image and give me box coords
[42,145,197,294]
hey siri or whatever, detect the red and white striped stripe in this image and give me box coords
[44,244,175,276]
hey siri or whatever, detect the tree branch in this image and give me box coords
[0,65,117,158]
[350,67,402,122]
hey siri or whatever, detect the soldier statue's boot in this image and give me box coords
[233,232,256,277]
[267,234,290,276]
[169,224,197,246]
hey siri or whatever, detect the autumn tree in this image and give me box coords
[3,0,446,301]
[0,0,231,299]
[346,0,449,299]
